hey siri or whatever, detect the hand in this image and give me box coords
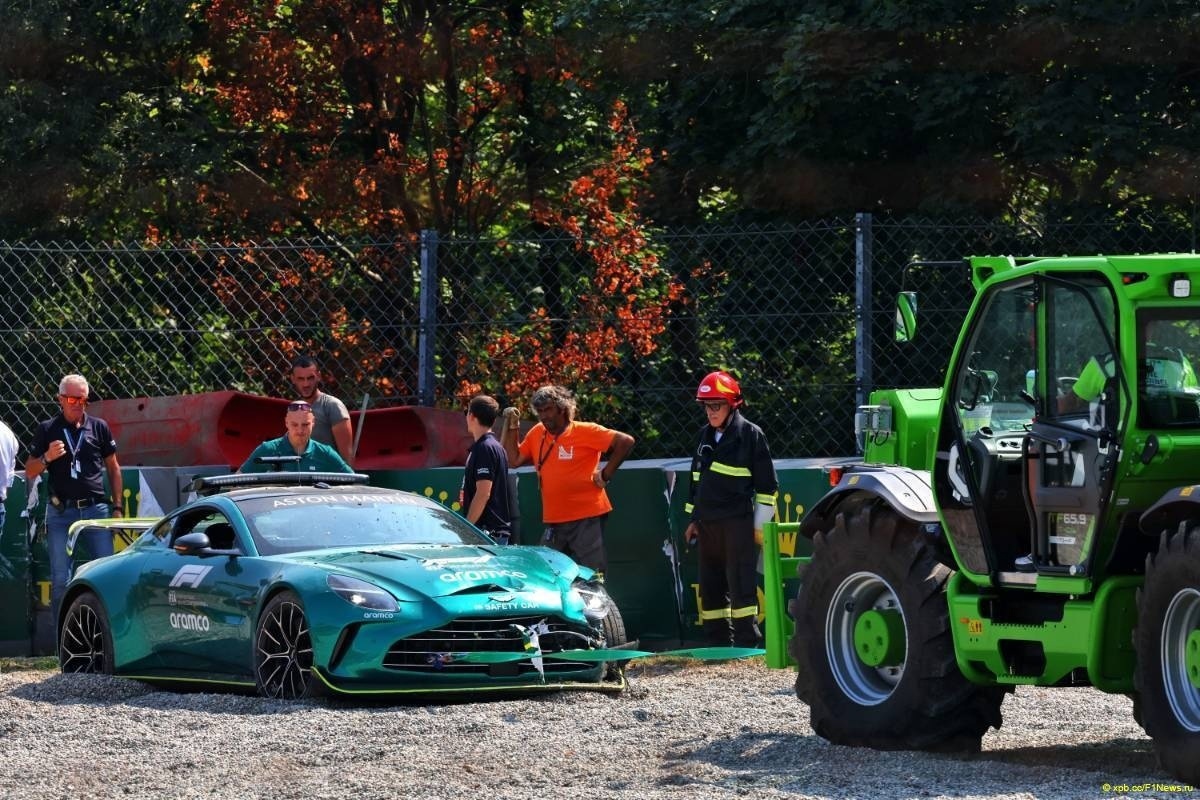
[501,406,520,428]
[754,528,764,547]
[45,440,66,462]
[684,523,699,547]
[111,506,124,518]
[592,468,607,488]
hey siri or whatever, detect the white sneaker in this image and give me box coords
[1014,553,1035,572]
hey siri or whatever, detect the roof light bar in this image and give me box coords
[190,472,370,496]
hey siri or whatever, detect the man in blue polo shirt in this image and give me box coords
[25,373,124,624]
[239,400,353,474]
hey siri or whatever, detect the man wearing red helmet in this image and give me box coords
[684,370,778,647]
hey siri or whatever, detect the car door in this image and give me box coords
[138,505,262,678]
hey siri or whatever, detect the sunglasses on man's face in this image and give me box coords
[59,395,88,407]
[701,401,728,412]
[287,402,312,412]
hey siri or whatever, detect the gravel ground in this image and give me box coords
[0,659,1190,800]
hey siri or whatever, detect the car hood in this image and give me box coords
[280,544,582,599]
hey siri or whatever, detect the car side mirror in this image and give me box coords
[173,531,212,555]
[895,292,918,342]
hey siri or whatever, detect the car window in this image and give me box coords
[171,507,241,552]
[149,517,173,541]
[235,491,490,556]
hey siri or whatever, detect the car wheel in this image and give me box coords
[789,500,1004,752]
[59,592,115,675]
[1134,523,1200,785]
[600,594,627,649]
[255,591,320,699]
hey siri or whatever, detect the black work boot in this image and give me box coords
[702,618,733,647]
[732,616,762,648]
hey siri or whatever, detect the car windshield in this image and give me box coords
[235,491,491,555]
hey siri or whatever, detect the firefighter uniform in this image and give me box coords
[685,408,778,647]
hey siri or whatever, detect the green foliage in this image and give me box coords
[571,0,1200,222]
[0,1,220,239]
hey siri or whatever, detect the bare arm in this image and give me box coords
[331,418,355,468]
[466,478,493,526]
[24,453,46,480]
[595,431,635,485]
[105,453,124,516]
[500,407,528,467]
[25,438,66,481]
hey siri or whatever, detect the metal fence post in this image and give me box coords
[855,212,873,410]
[418,229,439,407]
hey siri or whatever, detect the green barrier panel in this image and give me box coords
[0,478,32,655]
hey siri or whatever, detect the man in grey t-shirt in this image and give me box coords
[289,355,355,468]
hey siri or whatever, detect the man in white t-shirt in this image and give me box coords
[0,419,18,534]
[289,355,355,468]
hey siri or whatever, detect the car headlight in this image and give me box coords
[327,574,399,612]
[572,578,611,622]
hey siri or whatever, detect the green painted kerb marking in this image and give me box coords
[854,608,906,668]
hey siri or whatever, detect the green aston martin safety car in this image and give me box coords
[58,472,627,698]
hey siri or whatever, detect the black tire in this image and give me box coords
[789,501,1004,751]
[255,591,321,699]
[600,593,628,681]
[600,596,628,649]
[1133,524,1200,785]
[59,592,116,675]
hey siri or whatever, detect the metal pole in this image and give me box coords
[351,392,369,462]
[855,212,874,410]
[418,229,439,407]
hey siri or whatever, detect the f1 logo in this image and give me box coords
[169,564,213,588]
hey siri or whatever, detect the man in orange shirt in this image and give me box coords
[501,385,634,578]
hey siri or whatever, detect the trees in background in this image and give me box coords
[570,1,1200,224]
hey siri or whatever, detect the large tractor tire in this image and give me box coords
[1133,524,1200,785]
[789,501,1005,751]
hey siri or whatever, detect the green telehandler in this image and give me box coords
[763,254,1200,784]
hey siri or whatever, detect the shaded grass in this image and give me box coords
[0,656,58,672]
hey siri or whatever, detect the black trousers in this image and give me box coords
[696,513,761,647]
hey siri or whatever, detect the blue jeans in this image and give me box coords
[47,503,113,625]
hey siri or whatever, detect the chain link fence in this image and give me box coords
[1,210,1196,460]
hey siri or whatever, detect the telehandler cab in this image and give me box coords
[764,254,1200,784]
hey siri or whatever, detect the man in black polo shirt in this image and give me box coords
[461,395,513,544]
[25,373,124,624]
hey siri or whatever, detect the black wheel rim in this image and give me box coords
[256,600,314,699]
[60,604,106,673]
